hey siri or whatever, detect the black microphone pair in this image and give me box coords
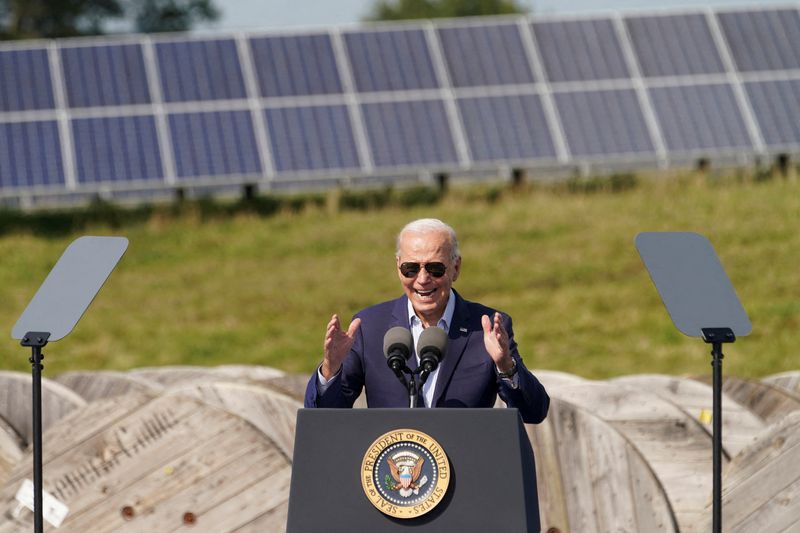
[383,326,448,376]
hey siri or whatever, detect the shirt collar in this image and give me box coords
[407,288,456,332]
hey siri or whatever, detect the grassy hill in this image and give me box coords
[1,170,797,379]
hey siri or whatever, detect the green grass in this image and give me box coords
[1,170,798,380]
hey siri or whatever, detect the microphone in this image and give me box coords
[383,327,412,377]
[418,326,448,374]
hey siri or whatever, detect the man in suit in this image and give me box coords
[304,218,549,424]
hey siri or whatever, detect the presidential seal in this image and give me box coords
[361,428,450,519]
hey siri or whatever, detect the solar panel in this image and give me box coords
[554,89,654,157]
[745,79,800,148]
[360,99,458,167]
[344,28,439,92]
[265,105,360,173]
[625,14,726,77]
[648,83,752,153]
[156,39,247,102]
[717,9,800,72]
[72,115,163,183]
[437,23,536,87]
[249,34,343,97]
[457,93,556,162]
[532,18,630,82]
[60,44,151,108]
[4,6,800,202]
[169,110,261,178]
[0,120,64,188]
[0,48,55,112]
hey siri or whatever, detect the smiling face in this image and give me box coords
[396,229,461,327]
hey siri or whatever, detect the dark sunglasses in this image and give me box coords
[399,262,447,278]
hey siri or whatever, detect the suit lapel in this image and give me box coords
[432,291,471,406]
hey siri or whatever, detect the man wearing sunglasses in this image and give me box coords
[304,218,549,424]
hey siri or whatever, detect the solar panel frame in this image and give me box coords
[436,21,536,88]
[625,13,727,78]
[0,48,56,112]
[456,92,558,163]
[744,78,800,149]
[532,17,631,83]
[59,43,151,108]
[265,103,362,175]
[168,109,262,180]
[343,26,441,92]
[0,120,65,189]
[71,115,164,184]
[360,98,459,168]
[155,37,248,102]
[249,32,344,97]
[553,87,656,158]
[717,8,800,73]
[647,82,754,154]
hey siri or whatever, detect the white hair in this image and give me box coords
[396,218,460,261]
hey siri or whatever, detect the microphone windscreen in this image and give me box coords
[418,326,448,362]
[383,326,412,359]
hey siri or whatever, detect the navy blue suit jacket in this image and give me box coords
[304,291,549,424]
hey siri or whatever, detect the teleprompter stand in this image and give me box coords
[12,237,128,532]
[636,232,751,533]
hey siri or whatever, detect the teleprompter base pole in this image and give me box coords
[702,327,735,533]
[21,332,50,533]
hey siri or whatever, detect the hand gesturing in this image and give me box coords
[322,314,361,379]
[481,312,514,374]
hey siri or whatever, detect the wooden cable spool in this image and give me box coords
[0,371,86,446]
[0,391,291,532]
[525,396,678,532]
[697,410,800,532]
[611,374,766,457]
[551,381,721,532]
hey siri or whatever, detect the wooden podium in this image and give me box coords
[287,408,540,532]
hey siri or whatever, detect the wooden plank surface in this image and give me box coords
[611,374,766,456]
[129,365,285,388]
[0,392,290,532]
[55,371,163,401]
[0,426,22,489]
[698,411,800,532]
[692,376,800,424]
[552,382,719,532]
[763,370,800,396]
[525,397,677,532]
[163,382,301,460]
[0,371,86,445]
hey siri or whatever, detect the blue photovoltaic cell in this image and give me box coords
[72,116,163,183]
[0,121,64,189]
[169,110,261,178]
[60,44,151,107]
[718,9,800,72]
[265,105,360,173]
[156,39,247,102]
[649,84,752,152]
[745,79,800,148]
[0,49,55,112]
[533,18,630,82]
[437,23,535,87]
[457,94,556,162]
[625,14,726,77]
[249,34,343,97]
[361,99,458,167]
[554,89,654,156]
[344,29,439,92]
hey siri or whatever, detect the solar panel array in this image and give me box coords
[1,5,800,199]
